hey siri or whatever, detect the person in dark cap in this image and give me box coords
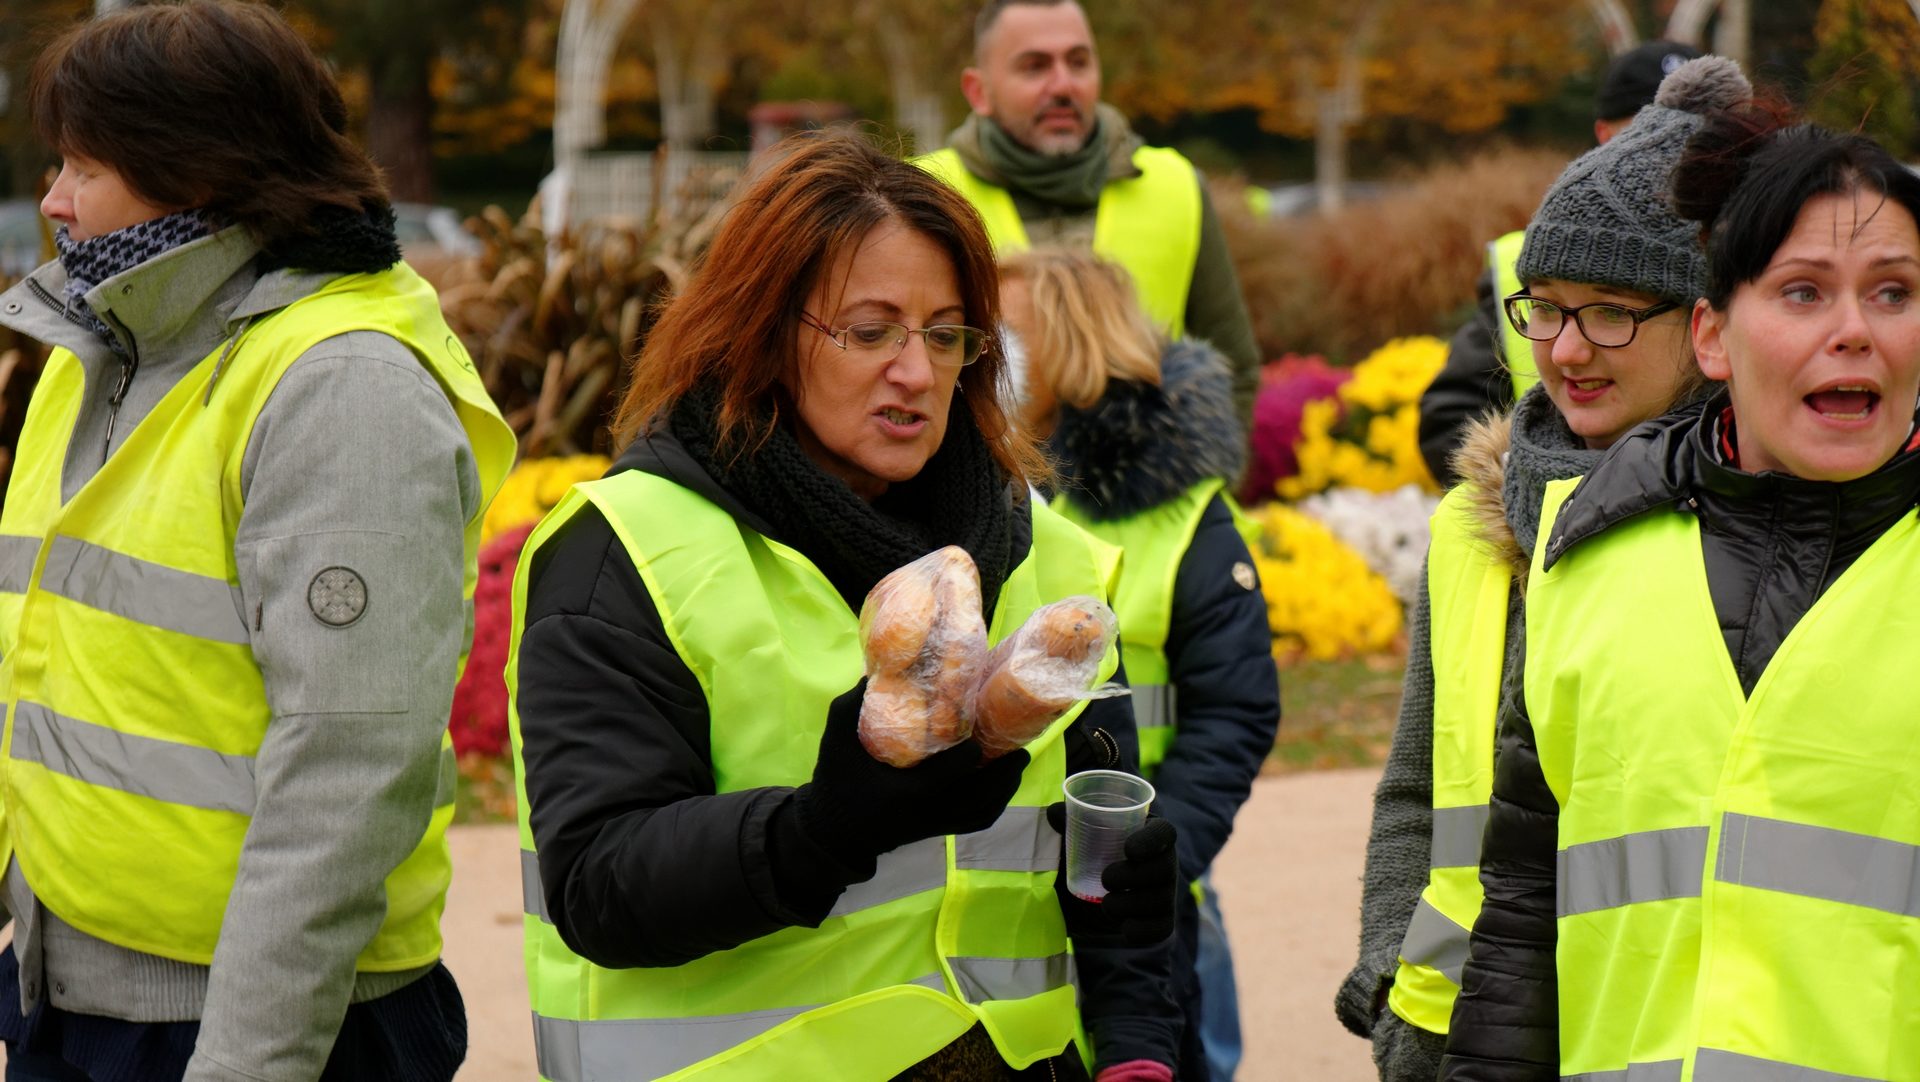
[1415,40,1704,487]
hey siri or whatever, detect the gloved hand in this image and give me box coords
[795,678,1029,869]
[1046,802,1179,947]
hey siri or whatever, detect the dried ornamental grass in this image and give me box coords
[434,190,734,459]
[1219,146,1568,363]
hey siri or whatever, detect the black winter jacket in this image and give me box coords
[1419,268,1513,488]
[515,429,1179,1074]
[1048,339,1281,1081]
[1048,338,1280,883]
[1440,394,1920,1079]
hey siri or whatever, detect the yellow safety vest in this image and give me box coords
[0,265,514,968]
[917,145,1202,336]
[1528,477,1920,1080]
[508,472,1122,1081]
[1386,484,1513,1034]
[1053,479,1250,776]
[1490,231,1539,400]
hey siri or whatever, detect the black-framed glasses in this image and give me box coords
[1504,294,1680,349]
[800,312,989,368]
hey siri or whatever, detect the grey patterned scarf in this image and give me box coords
[53,209,215,355]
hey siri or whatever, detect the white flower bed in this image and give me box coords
[1296,485,1440,605]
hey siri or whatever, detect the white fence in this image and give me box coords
[568,150,752,226]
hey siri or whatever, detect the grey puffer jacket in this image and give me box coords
[1336,387,1598,1080]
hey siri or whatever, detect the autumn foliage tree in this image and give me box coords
[289,0,533,202]
[1097,0,1588,139]
[1806,0,1920,154]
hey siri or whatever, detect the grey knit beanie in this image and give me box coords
[1516,56,1752,304]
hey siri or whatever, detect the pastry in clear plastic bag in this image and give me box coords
[856,546,989,767]
[970,596,1125,758]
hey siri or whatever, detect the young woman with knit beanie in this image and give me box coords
[1440,100,1920,1082]
[1338,55,1751,1081]
[1000,247,1281,1082]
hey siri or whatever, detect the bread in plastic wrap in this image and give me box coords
[970,596,1125,758]
[856,546,989,767]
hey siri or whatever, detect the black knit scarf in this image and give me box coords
[54,209,215,356]
[256,203,402,276]
[670,383,1016,618]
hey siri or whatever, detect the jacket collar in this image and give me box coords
[1,225,263,366]
[1046,338,1245,520]
[1542,389,1920,569]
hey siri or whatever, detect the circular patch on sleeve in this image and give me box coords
[1232,561,1258,591]
[308,567,369,627]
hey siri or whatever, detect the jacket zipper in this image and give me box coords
[24,276,95,334]
[25,275,139,462]
[102,348,137,463]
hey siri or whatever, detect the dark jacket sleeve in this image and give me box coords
[1438,625,1561,1081]
[1150,495,1280,882]
[1068,661,1184,1072]
[1418,268,1512,487]
[1186,183,1263,428]
[515,504,869,970]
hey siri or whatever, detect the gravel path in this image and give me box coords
[432,767,1386,1081]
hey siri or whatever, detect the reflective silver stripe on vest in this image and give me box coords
[518,835,963,926]
[955,805,1056,873]
[948,952,1073,1004]
[1133,683,1177,730]
[829,837,947,918]
[1557,827,1709,917]
[0,534,39,594]
[1430,804,1491,868]
[1562,1062,1683,1082]
[1716,812,1920,920]
[1398,895,1470,983]
[12,701,255,815]
[1694,1048,1886,1081]
[532,973,948,1082]
[519,849,550,924]
[38,536,248,644]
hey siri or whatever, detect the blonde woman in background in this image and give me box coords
[1002,248,1280,1082]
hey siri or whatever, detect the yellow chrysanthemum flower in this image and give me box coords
[1281,336,1447,501]
[1247,503,1403,665]
[482,455,613,543]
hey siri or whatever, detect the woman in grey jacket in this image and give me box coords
[1336,56,1747,1079]
[0,4,511,1079]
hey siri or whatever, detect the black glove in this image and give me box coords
[795,678,1030,869]
[1046,802,1180,947]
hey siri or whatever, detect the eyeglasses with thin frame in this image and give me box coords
[1504,293,1680,349]
[799,312,990,368]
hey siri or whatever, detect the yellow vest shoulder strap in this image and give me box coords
[1490,231,1537,400]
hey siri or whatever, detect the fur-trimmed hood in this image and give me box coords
[1046,338,1246,520]
[1447,385,1608,581]
[1451,411,1527,577]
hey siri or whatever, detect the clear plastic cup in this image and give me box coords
[1063,769,1155,902]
